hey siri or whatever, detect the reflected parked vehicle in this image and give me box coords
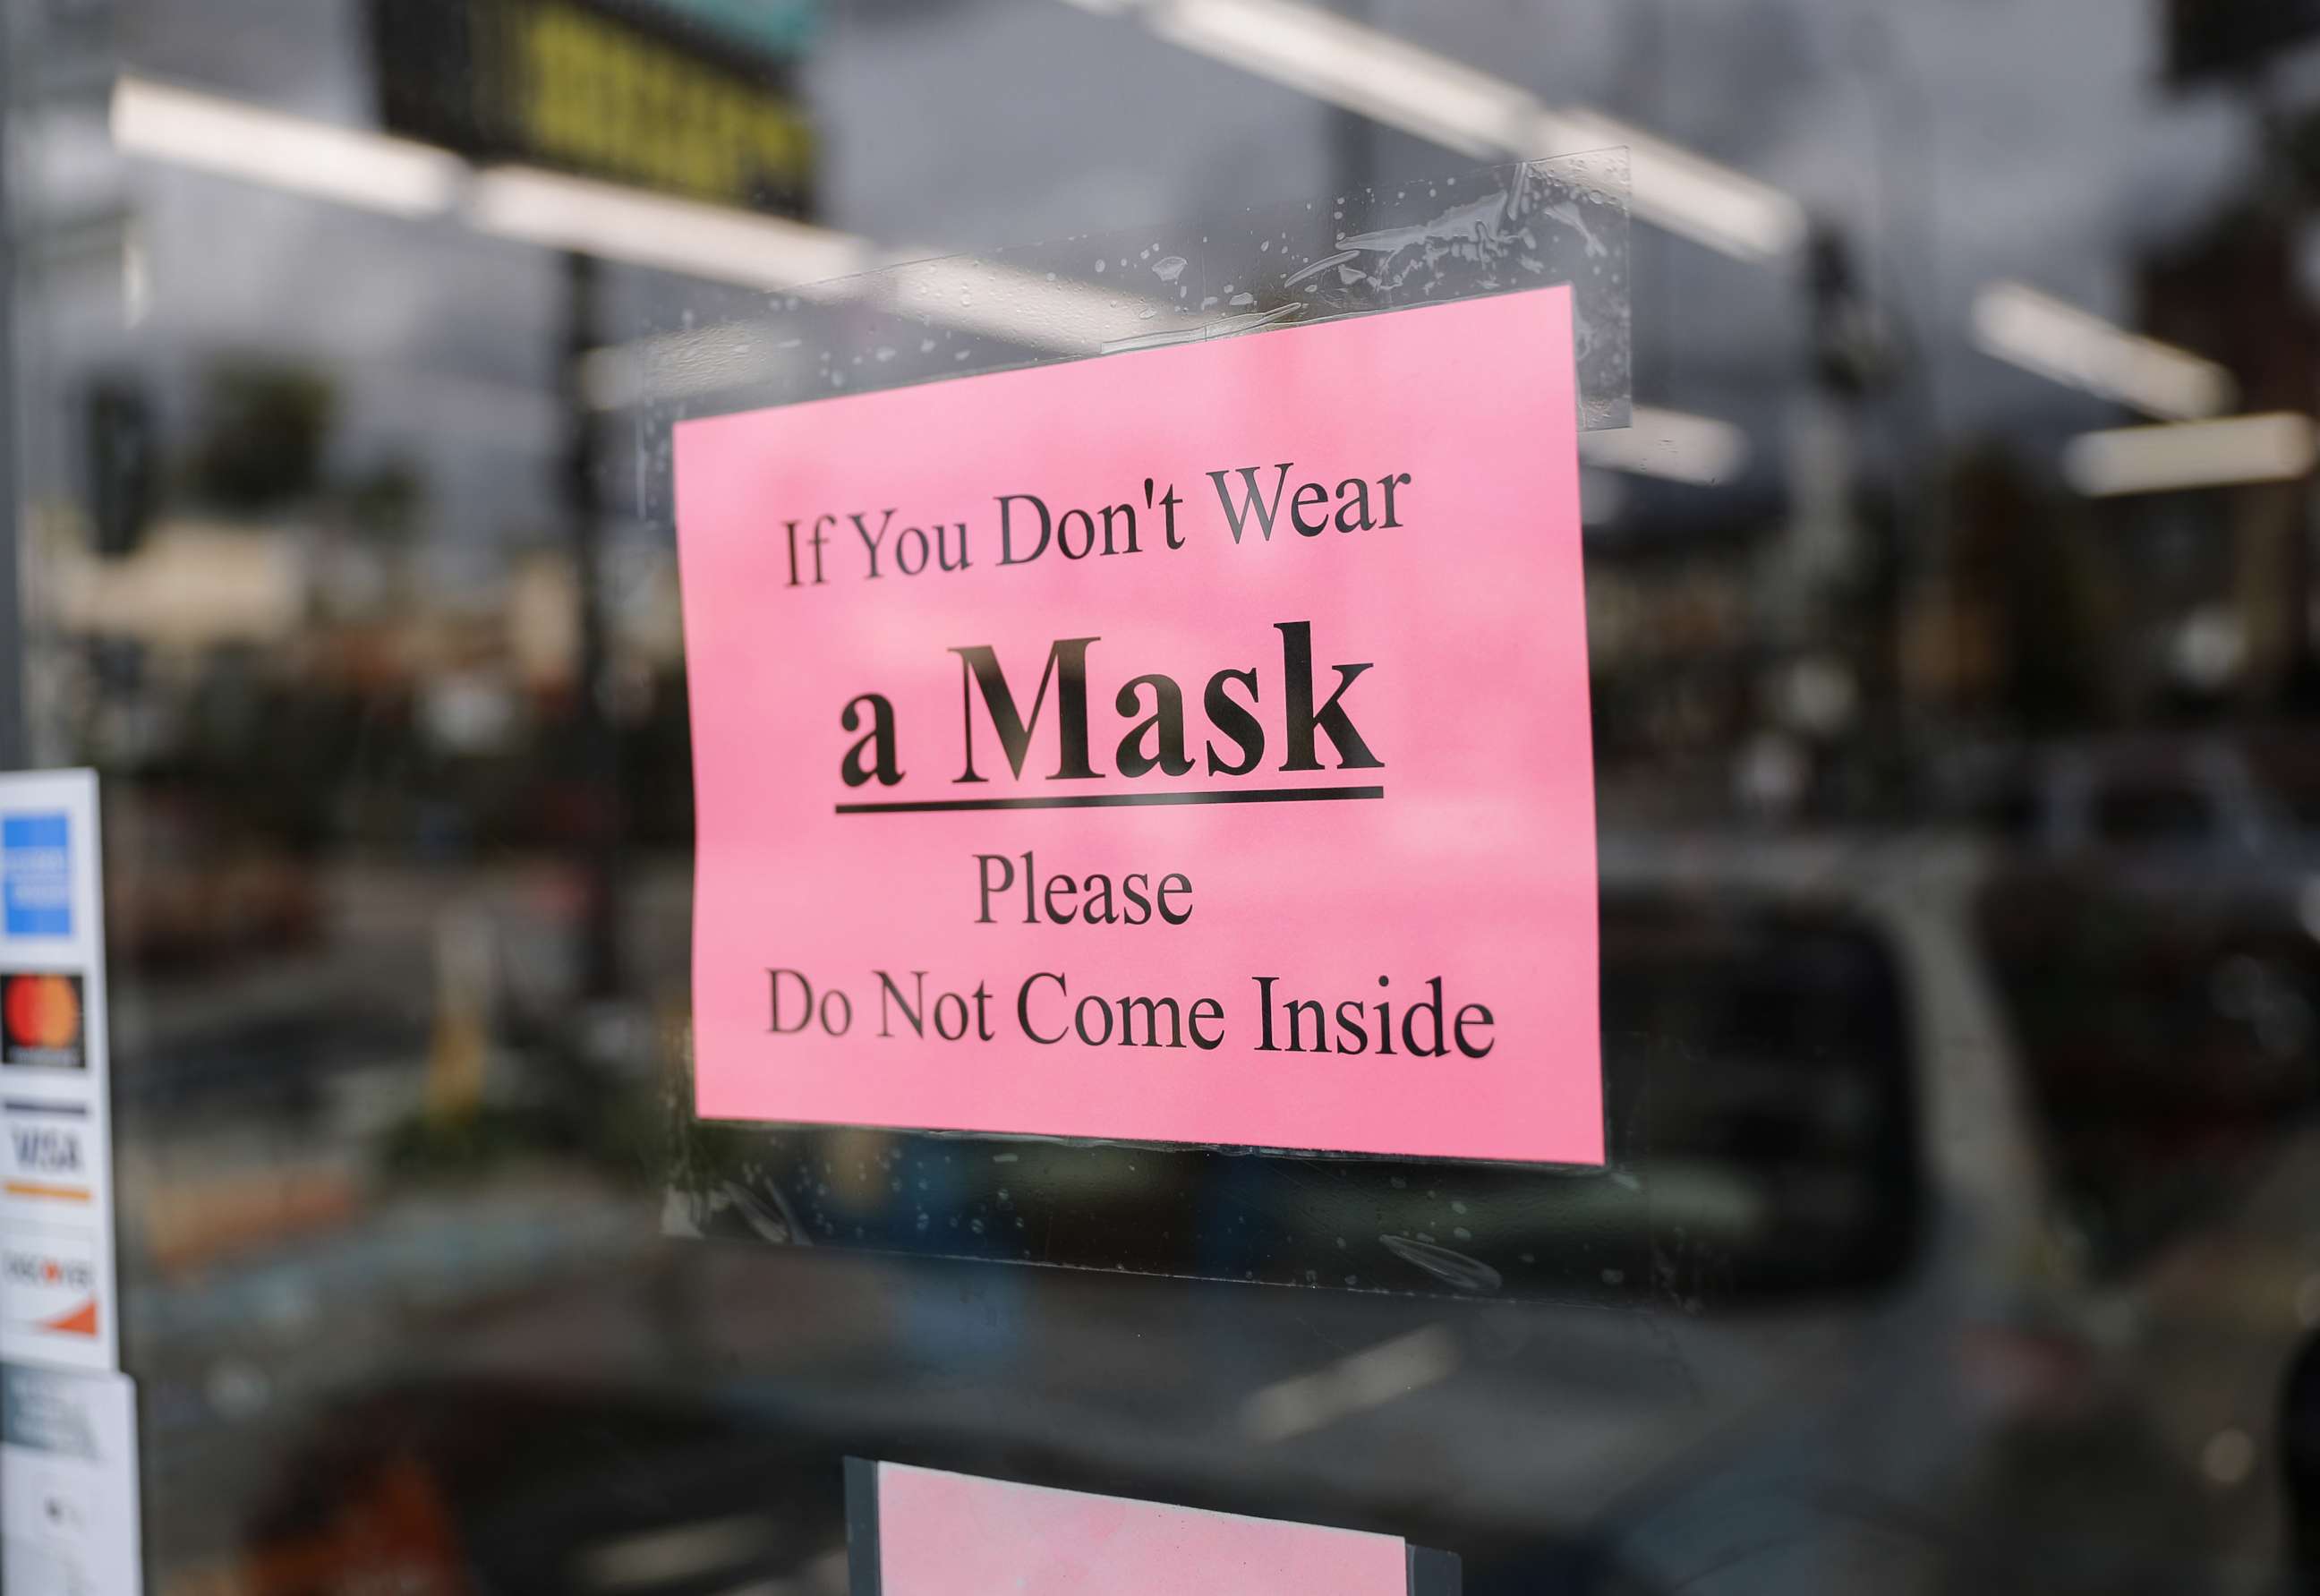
[1945,737,2320,943]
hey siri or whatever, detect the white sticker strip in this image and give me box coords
[3,1362,143,1595]
[0,771,121,1375]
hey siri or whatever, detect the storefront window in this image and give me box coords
[5,2,2320,1592]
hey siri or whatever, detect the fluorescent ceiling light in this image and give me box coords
[1060,0,1804,262]
[2062,412,2316,498]
[110,76,464,218]
[1542,108,1805,261]
[1578,405,1749,485]
[488,207,1173,371]
[113,75,870,293]
[1150,0,1538,158]
[875,253,1181,354]
[468,166,873,292]
[109,75,1176,363]
[1974,280,2234,422]
[585,254,1186,408]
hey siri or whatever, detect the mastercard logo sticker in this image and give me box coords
[2,973,83,1068]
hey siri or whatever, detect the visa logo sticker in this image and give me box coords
[2,814,72,938]
[9,1123,84,1176]
[0,1106,92,1203]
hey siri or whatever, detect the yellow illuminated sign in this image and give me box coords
[516,1,814,211]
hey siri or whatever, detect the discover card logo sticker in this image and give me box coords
[1,814,72,939]
[1,1228,100,1340]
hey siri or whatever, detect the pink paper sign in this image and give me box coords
[872,1462,1413,1596]
[675,285,1600,1165]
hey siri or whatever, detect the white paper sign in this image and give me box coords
[3,1362,143,1595]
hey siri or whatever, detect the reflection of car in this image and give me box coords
[216,840,2319,1595]
[1945,739,2320,1276]
[1944,737,2320,942]
[2235,730,2320,846]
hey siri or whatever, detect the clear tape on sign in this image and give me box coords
[608,149,1630,438]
